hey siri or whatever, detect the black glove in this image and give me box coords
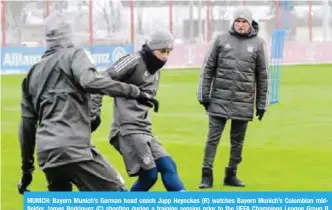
[137,92,159,113]
[17,172,32,195]
[91,115,101,132]
[200,101,210,111]
[256,109,265,121]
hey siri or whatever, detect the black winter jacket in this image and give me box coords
[197,21,269,121]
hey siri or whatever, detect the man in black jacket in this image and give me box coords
[17,12,156,193]
[197,7,269,188]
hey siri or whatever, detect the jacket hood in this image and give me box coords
[229,20,259,38]
[44,12,74,49]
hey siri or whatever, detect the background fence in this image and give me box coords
[1,0,332,73]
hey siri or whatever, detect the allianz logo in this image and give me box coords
[2,53,41,67]
[2,52,111,67]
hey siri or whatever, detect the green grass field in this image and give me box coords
[1,65,332,209]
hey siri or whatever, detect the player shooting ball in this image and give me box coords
[91,30,186,192]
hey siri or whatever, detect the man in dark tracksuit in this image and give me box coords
[17,12,156,193]
[91,30,186,192]
[197,7,269,188]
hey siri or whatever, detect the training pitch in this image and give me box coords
[1,65,332,209]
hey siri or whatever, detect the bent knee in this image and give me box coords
[139,168,158,183]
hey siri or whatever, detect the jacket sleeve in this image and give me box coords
[71,49,140,99]
[255,39,270,110]
[197,36,220,104]
[19,78,37,174]
[90,54,140,118]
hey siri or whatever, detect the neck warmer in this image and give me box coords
[139,44,166,75]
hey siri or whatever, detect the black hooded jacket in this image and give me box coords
[19,13,141,171]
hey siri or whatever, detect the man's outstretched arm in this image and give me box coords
[90,53,140,115]
[71,49,141,99]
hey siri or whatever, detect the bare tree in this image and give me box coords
[4,1,29,45]
[109,0,122,33]
[98,0,122,37]
[53,1,68,13]
[101,1,112,36]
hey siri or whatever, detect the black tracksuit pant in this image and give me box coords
[202,115,248,169]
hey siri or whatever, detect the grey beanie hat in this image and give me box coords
[233,7,253,23]
[146,30,174,50]
[44,12,74,48]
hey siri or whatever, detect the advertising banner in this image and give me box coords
[0,44,134,74]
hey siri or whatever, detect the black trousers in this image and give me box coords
[202,115,248,169]
[43,148,126,191]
